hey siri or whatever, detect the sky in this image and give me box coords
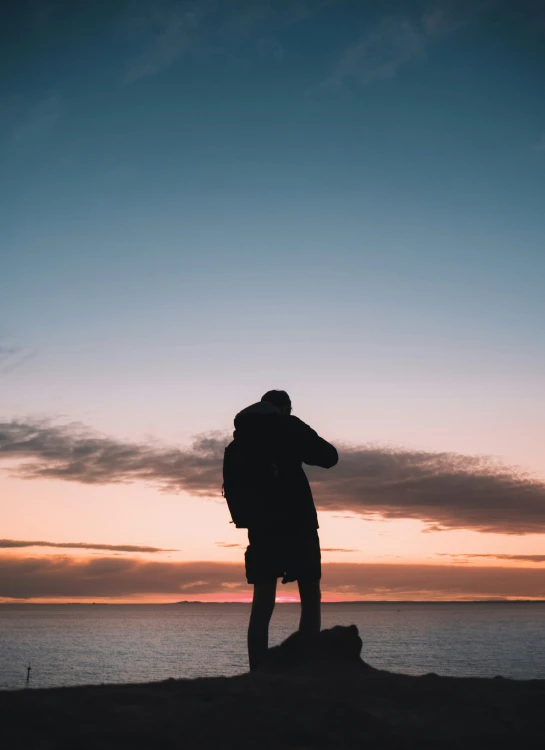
[1,0,545,602]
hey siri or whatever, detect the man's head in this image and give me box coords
[261,390,292,415]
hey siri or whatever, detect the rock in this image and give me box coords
[262,624,369,671]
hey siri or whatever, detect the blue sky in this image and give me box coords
[1,0,545,463]
[2,1,545,601]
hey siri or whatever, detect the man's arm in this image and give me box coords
[289,416,338,468]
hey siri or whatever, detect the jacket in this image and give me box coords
[232,402,338,531]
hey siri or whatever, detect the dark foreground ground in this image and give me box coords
[1,625,544,750]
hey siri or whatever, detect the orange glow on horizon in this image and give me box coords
[3,596,545,604]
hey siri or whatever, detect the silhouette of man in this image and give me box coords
[232,390,338,670]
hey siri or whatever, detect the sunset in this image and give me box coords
[1,1,545,744]
[3,424,545,601]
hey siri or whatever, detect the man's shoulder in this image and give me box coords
[287,415,308,427]
[280,416,317,448]
[287,415,315,434]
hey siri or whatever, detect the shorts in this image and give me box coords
[245,529,321,585]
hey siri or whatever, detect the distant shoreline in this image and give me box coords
[2,599,545,606]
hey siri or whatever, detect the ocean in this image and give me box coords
[1,602,544,690]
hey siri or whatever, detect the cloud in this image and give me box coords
[0,539,177,553]
[0,419,223,495]
[121,0,336,82]
[437,553,545,563]
[0,555,243,599]
[322,548,359,552]
[306,446,545,535]
[2,554,545,600]
[316,2,480,92]
[0,345,36,376]
[122,1,209,83]
[215,542,243,548]
[3,419,545,535]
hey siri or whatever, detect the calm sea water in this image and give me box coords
[1,602,544,690]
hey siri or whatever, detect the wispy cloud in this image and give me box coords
[2,554,545,600]
[122,1,209,84]
[438,553,545,563]
[322,548,359,552]
[2,419,545,535]
[0,345,36,376]
[315,2,481,92]
[121,0,336,83]
[0,539,177,553]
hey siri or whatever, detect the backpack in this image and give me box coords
[222,439,280,528]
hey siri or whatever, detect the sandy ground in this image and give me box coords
[1,625,544,749]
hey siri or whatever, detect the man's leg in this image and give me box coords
[248,580,277,671]
[297,580,321,637]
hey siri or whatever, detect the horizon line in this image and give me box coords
[0,598,545,607]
